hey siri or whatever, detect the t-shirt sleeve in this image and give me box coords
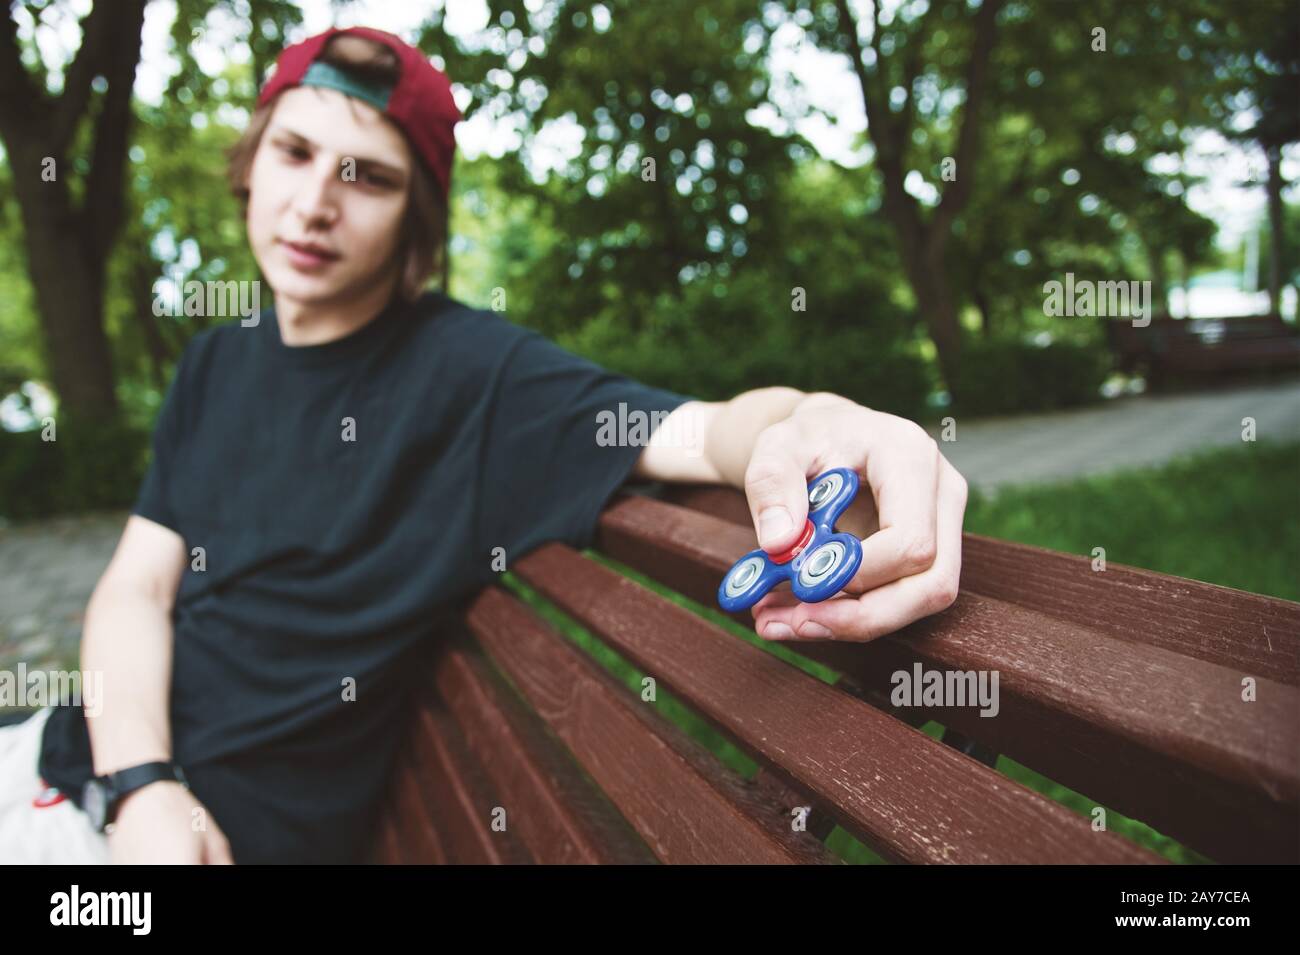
[475,325,699,562]
[132,342,194,534]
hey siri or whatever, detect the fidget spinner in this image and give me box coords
[718,467,864,612]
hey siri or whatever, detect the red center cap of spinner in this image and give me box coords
[768,519,815,564]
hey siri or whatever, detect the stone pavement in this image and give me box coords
[0,511,127,687]
[925,378,1300,495]
[2,378,1298,685]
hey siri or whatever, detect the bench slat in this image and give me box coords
[959,534,1300,685]
[599,492,1300,863]
[656,486,1300,685]
[802,609,1300,865]
[430,633,658,864]
[400,701,535,863]
[752,767,840,842]
[1106,316,1300,376]
[512,544,1162,864]
[367,790,410,864]
[467,586,842,864]
[384,759,448,863]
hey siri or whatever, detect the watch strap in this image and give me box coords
[98,761,189,830]
[107,761,188,798]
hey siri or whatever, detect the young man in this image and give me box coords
[7,27,967,864]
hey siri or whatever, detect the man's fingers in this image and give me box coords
[749,589,798,618]
[834,490,880,540]
[744,421,814,552]
[754,461,966,641]
[850,428,941,590]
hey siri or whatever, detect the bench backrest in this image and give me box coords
[371,485,1300,864]
[1107,315,1300,362]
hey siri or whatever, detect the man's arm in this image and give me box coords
[633,387,968,643]
[80,515,233,863]
[83,515,186,774]
[630,386,807,486]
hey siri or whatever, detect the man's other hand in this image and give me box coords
[107,781,234,864]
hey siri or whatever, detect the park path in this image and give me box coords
[0,510,127,683]
[924,378,1300,495]
[2,378,1298,679]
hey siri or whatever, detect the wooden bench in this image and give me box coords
[1106,314,1300,387]
[368,484,1300,864]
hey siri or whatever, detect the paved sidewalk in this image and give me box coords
[925,379,1300,495]
[0,511,126,681]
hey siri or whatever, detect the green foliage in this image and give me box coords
[948,336,1111,416]
[0,156,43,385]
[565,300,934,421]
[0,412,149,521]
[426,0,803,338]
[3,0,1296,521]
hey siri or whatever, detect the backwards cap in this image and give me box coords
[256,26,462,198]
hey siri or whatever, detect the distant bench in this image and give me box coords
[369,484,1300,864]
[1106,314,1300,386]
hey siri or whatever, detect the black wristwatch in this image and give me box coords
[82,761,190,833]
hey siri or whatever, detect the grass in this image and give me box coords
[963,438,1300,602]
[504,439,1298,864]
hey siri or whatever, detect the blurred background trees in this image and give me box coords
[1,0,1296,517]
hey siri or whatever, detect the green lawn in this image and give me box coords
[504,439,1298,864]
[963,439,1300,602]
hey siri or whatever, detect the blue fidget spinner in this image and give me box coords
[718,467,864,613]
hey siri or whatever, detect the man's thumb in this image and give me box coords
[745,455,809,553]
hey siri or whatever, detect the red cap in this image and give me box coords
[256,27,462,198]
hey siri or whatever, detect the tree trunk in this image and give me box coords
[897,232,963,387]
[1265,143,1284,317]
[973,283,993,339]
[0,0,148,422]
[9,155,119,416]
[830,0,1001,398]
[129,256,178,389]
[1148,242,1168,318]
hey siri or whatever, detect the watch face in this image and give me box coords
[81,779,108,831]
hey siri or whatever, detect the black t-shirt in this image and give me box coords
[38,289,695,863]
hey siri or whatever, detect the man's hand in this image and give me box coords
[744,392,968,642]
[107,781,234,864]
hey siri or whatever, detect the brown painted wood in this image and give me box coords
[466,586,842,864]
[802,613,1300,865]
[752,767,839,843]
[387,760,446,863]
[659,484,755,528]
[603,491,1300,863]
[1106,315,1300,377]
[958,533,1300,686]
[379,793,407,864]
[657,485,1300,685]
[403,700,535,864]
[511,544,1162,864]
[430,633,657,864]
[366,791,406,864]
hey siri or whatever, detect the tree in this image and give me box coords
[811,0,1003,390]
[419,0,810,339]
[0,0,148,420]
[1230,15,1299,315]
